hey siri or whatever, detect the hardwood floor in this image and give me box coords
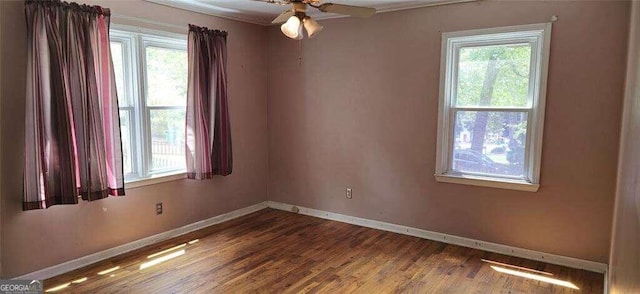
[44,209,603,293]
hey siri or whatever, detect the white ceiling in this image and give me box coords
[146,0,477,25]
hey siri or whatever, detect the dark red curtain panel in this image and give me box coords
[23,0,125,210]
[186,24,232,179]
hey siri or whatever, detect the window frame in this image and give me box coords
[110,24,189,185]
[434,23,552,192]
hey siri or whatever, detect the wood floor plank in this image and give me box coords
[44,209,603,293]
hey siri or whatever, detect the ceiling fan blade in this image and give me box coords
[317,3,376,18]
[272,9,295,23]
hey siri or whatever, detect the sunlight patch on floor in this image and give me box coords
[140,249,186,270]
[490,265,579,290]
[481,259,554,276]
[147,243,187,259]
[97,266,120,275]
[45,282,70,292]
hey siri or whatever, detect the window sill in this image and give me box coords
[126,172,187,189]
[434,173,539,192]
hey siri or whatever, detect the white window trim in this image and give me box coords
[435,23,552,192]
[126,172,187,189]
[110,24,188,185]
[112,23,187,42]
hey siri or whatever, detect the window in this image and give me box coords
[110,26,188,182]
[435,23,552,192]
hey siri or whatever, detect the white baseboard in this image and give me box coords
[15,199,607,282]
[267,201,608,274]
[15,201,269,280]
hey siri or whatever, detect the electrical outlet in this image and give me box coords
[346,188,353,199]
[156,203,163,215]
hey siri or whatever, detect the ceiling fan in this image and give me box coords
[253,0,376,40]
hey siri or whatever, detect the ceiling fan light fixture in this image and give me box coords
[303,16,323,38]
[281,15,303,40]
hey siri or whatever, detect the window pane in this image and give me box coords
[145,46,188,106]
[119,110,133,175]
[149,108,186,172]
[110,42,127,106]
[455,44,531,107]
[452,111,528,177]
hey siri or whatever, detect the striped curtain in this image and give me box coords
[24,0,124,210]
[186,24,232,179]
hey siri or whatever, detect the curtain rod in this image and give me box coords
[111,13,187,31]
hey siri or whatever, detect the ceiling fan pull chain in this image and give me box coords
[298,39,303,65]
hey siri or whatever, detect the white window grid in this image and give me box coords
[110,25,188,182]
[435,23,552,189]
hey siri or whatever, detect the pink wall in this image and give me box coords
[267,0,629,263]
[0,0,268,277]
[609,1,640,292]
[0,0,633,279]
